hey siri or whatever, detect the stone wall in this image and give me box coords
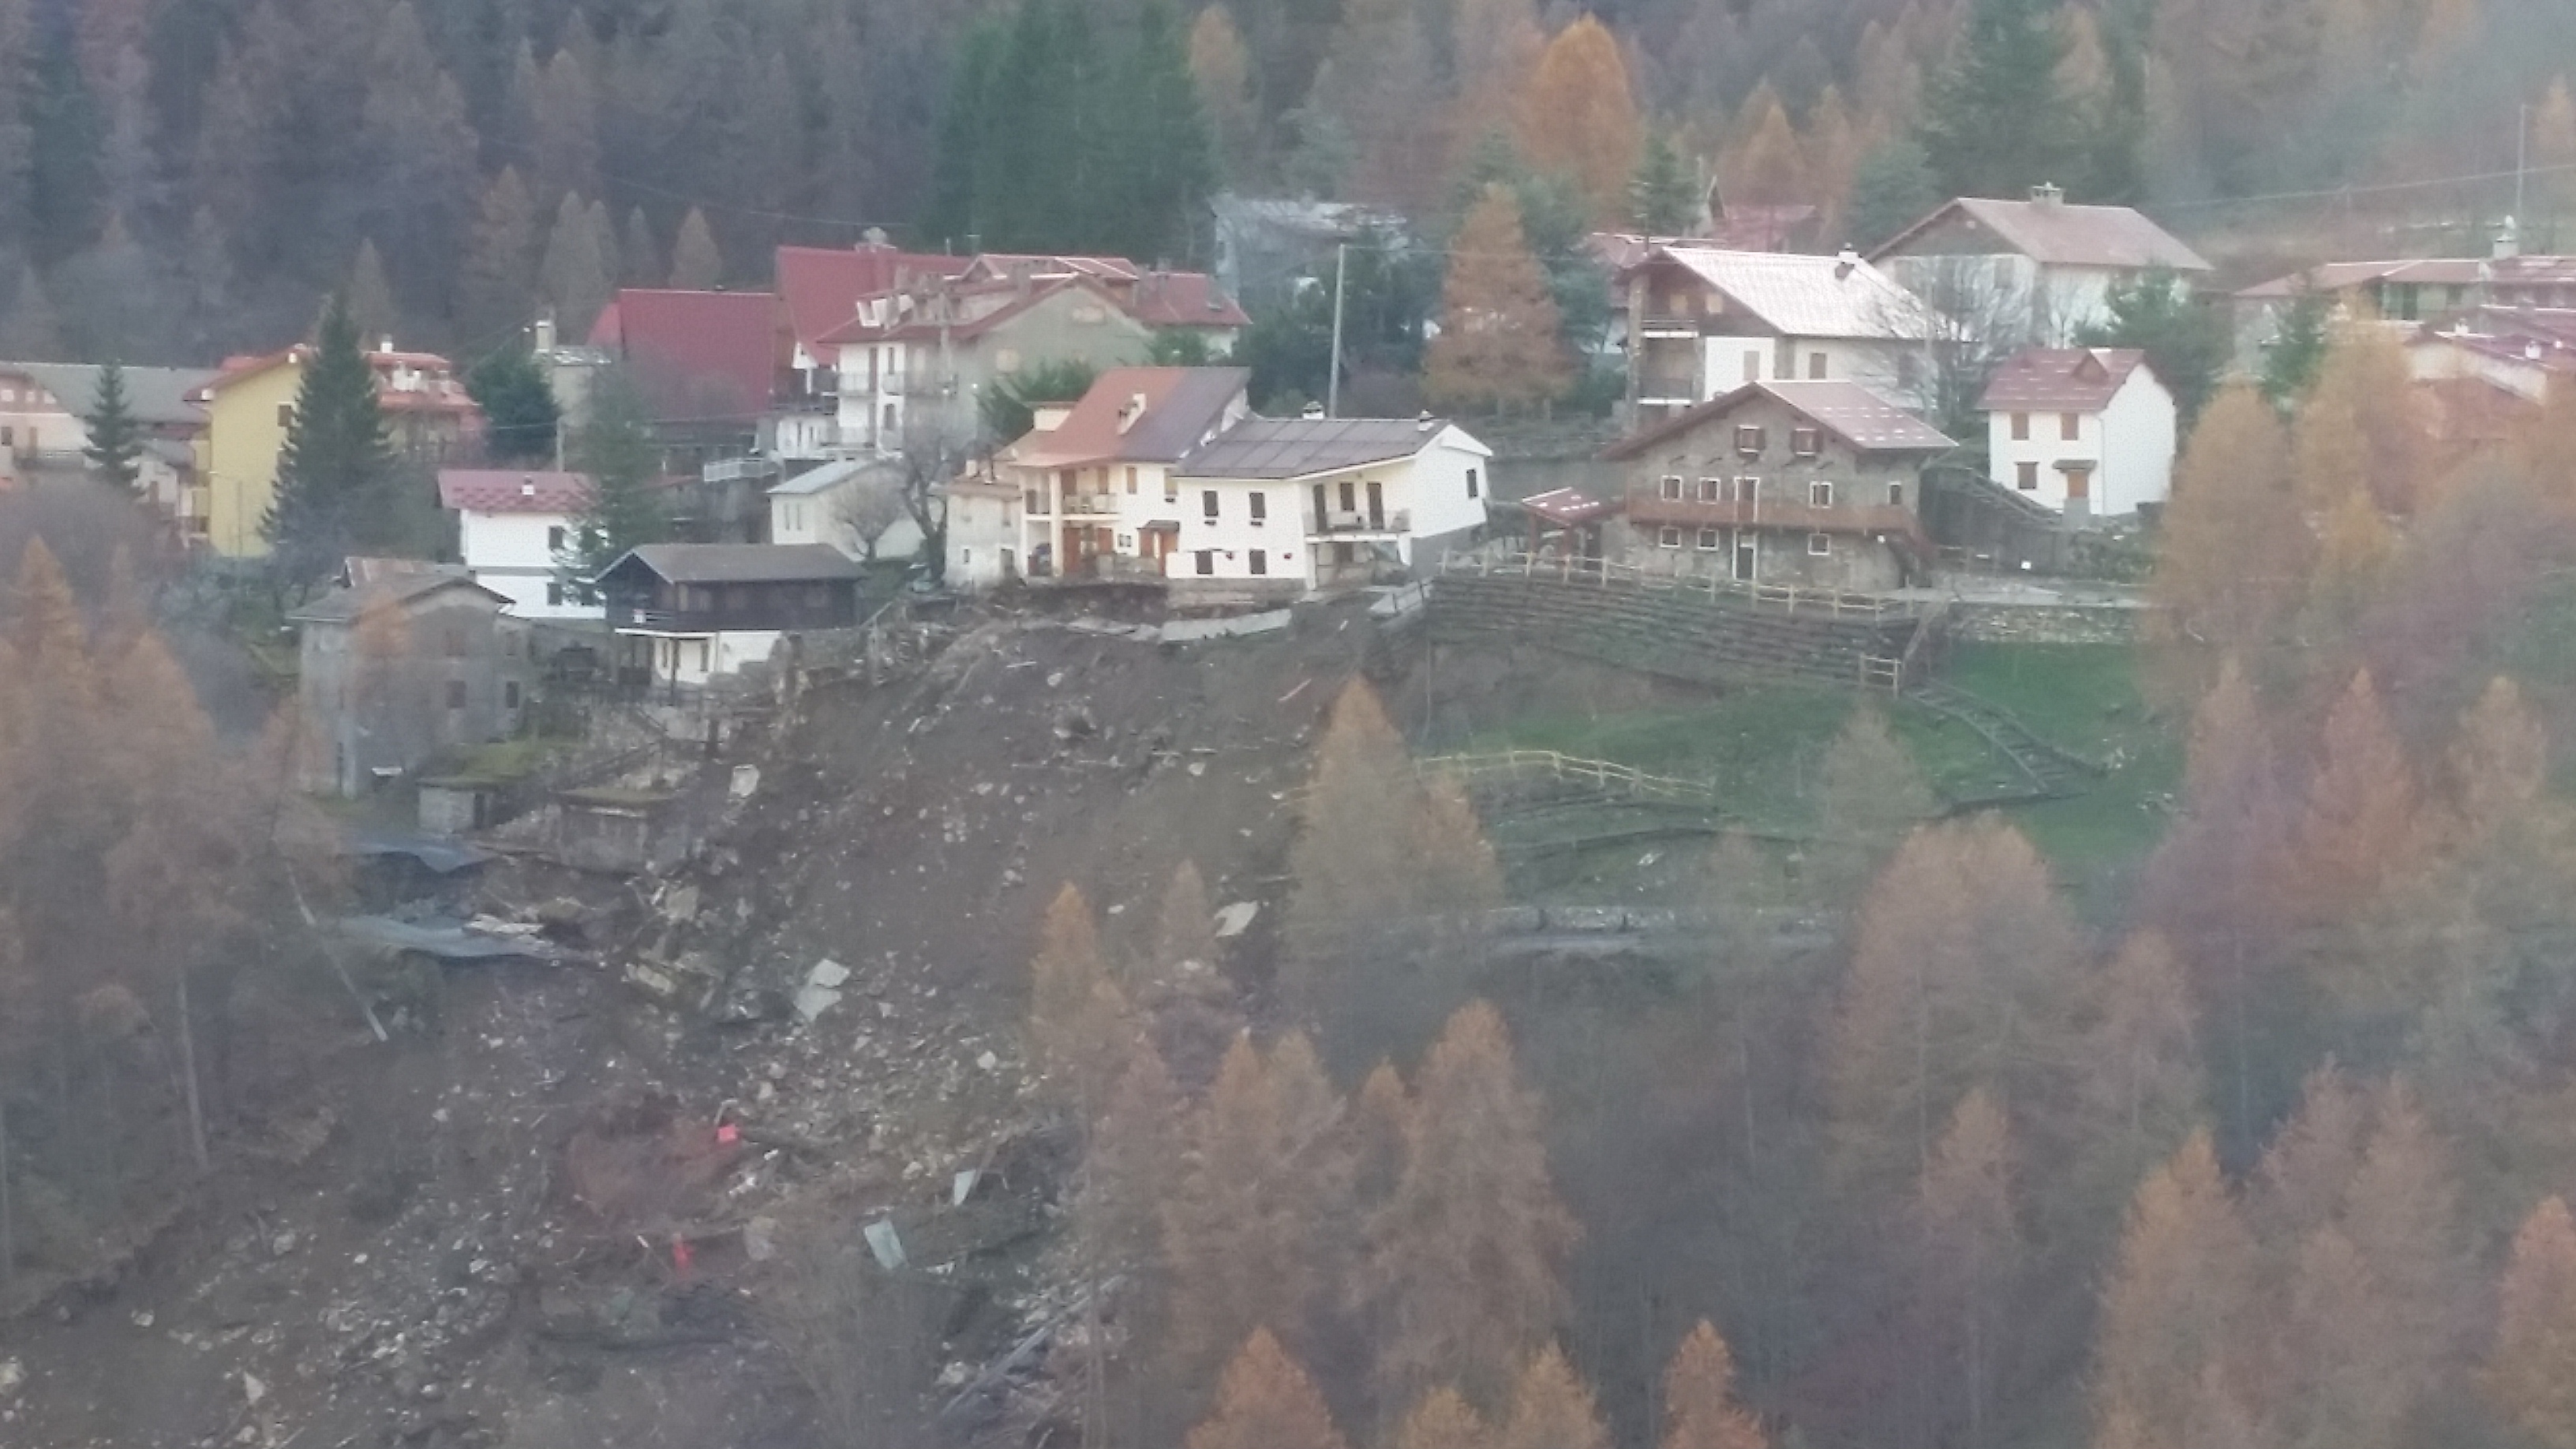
[1949,602,2147,645]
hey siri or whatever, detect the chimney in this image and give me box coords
[532,312,556,354]
[1301,400,1325,421]
[1835,246,1859,280]
[1117,393,1148,432]
[520,476,537,498]
[378,335,396,354]
[2029,182,2064,208]
[860,226,889,249]
[2495,215,2522,261]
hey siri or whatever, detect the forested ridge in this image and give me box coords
[0,0,2571,369]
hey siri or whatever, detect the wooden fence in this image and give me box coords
[1437,546,1922,624]
[1417,749,1723,808]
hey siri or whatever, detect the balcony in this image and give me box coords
[1638,312,1703,338]
[608,605,721,633]
[1061,493,1120,516]
[1309,507,1411,536]
[1625,489,1923,541]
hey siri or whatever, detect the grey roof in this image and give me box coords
[603,543,867,586]
[769,456,900,497]
[289,570,501,624]
[1175,416,1475,480]
[1603,380,1955,460]
[16,362,217,427]
[1874,197,2211,271]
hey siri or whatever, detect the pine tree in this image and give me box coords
[1187,1331,1351,1449]
[346,238,398,344]
[1515,17,1641,226]
[0,263,62,360]
[1107,2,1219,263]
[80,358,142,493]
[462,167,541,346]
[2092,1131,2258,1448]
[360,3,476,315]
[532,47,601,204]
[668,206,723,289]
[1188,5,1257,178]
[1847,138,1940,251]
[1163,1033,1347,1387]
[1806,702,1937,908]
[1425,185,1568,414]
[264,294,395,585]
[2485,1196,2576,1449]
[1308,0,1445,212]
[1630,133,1702,236]
[1027,882,1136,1121]
[2076,267,2228,425]
[556,369,669,597]
[2294,669,2420,915]
[464,346,562,465]
[1916,0,2080,197]
[620,206,661,290]
[1497,1345,1609,1449]
[1369,1002,1577,1410]
[1661,1322,1766,1449]
[1397,1387,1489,1449]
[541,191,613,338]
[2261,289,2333,406]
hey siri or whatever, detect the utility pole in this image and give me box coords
[1327,242,1348,419]
[2517,102,2531,227]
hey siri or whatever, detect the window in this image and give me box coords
[2016,461,2039,491]
[1888,481,1905,507]
[1164,474,1178,503]
[547,582,564,606]
[1125,466,1139,494]
[1249,492,1267,524]
[445,627,466,657]
[1807,532,1832,556]
[1249,549,1267,575]
[1658,526,1683,549]
[1116,533,1134,551]
[1733,475,1760,502]
[0,427,9,446]
[1809,481,1834,507]
[1791,427,1822,457]
[1202,489,1220,520]
[1808,352,1828,379]
[1742,350,1762,382]
[1696,477,1722,502]
[504,681,521,710]
[1660,474,1683,500]
[547,524,566,553]
[1465,468,1479,499]
[2061,412,2081,441]
[2011,412,2031,440]
[1194,549,1214,575]
[1339,480,1357,512]
[278,403,294,427]
[1733,425,1766,455]
[882,404,897,432]
[1697,527,1721,551]
[445,680,467,710]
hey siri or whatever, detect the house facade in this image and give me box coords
[824,275,1160,454]
[195,343,481,558]
[293,567,530,796]
[1871,187,2213,346]
[767,455,921,559]
[943,474,1025,589]
[595,543,864,691]
[1978,348,2176,524]
[2237,234,2576,366]
[1602,380,1950,594]
[1615,244,1935,424]
[439,469,598,620]
[975,366,1488,592]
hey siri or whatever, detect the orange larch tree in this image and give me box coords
[1660,1320,1766,1449]
[1497,1345,1609,1449]
[1188,1330,1352,1449]
[2293,669,2421,917]
[1423,185,1569,415]
[1028,883,1136,1123]
[1396,1386,1488,1449]
[2485,1196,2576,1449]
[2091,1130,2258,1449]
[1368,1001,1577,1412]
[1515,16,1642,225]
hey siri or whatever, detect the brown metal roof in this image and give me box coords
[438,470,593,515]
[1008,367,1251,469]
[1602,380,1955,460]
[1175,416,1461,480]
[1873,197,2211,272]
[1977,347,2155,413]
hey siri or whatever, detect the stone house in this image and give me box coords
[1601,380,1953,593]
[293,564,530,796]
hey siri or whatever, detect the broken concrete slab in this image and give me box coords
[1158,609,1293,643]
[794,958,851,1023]
[1212,901,1260,939]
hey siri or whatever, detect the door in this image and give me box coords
[1365,478,1384,529]
[1312,483,1329,531]
[1732,531,1757,582]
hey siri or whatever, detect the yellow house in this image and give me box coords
[192,344,484,558]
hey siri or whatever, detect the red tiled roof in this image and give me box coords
[819,275,1132,347]
[1978,347,2155,413]
[774,244,968,347]
[1006,366,1251,469]
[197,345,477,416]
[437,470,593,514]
[590,289,782,425]
[1126,270,1250,329]
[960,254,1143,284]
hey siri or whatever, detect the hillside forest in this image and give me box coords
[0,0,2572,370]
[1002,336,2576,1449]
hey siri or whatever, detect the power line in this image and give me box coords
[2152,159,2576,214]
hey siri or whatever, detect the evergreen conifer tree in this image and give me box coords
[264,294,395,584]
[81,358,143,493]
[556,368,668,600]
[1915,0,2080,198]
[1629,133,1702,236]
[464,346,560,464]
[668,206,722,290]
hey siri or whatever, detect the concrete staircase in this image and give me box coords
[1425,572,1919,690]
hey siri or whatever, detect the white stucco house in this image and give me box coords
[1613,243,1937,424]
[942,474,1025,590]
[1976,347,2176,525]
[438,469,599,620]
[1871,186,2213,346]
[962,366,1490,592]
[767,456,923,560]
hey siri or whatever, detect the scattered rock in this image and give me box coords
[241,1372,265,1407]
[743,1217,779,1263]
[0,1358,23,1396]
[270,1231,298,1258]
[1212,902,1260,939]
[796,959,851,1023]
